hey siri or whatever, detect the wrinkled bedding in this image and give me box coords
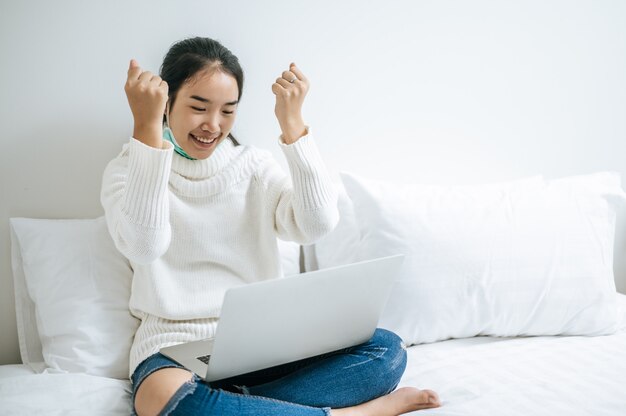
[2,295,624,416]
[400,294,626,415]
[0,366,131,415]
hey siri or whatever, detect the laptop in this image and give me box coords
[159,254,404,382]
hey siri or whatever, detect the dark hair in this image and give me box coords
[160,37,243,146]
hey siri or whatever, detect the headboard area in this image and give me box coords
[2,0,625,365]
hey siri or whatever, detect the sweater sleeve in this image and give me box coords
[258,128,339,245]
[100,137,174,264]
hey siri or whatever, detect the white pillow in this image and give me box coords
[318,172,625,345]
[9,217,139,379]
[10,216,302,379]
[302,182,360,272]
[9,224,45,373]
[277,238,302,276]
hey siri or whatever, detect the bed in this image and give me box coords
[2,171,626,415]
[1,295,625,415]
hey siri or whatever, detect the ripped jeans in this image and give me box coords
[130,328,407,415]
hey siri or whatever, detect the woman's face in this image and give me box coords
[168,68,239,160]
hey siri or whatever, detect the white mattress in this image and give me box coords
[1,295,625,415]
[399,293,626,415]
[0,366,132,415]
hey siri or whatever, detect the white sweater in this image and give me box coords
[100,130,339,377]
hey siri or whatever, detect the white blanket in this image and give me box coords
[1,296,625,415]
[400,295,626,415]
[0,368,131,415]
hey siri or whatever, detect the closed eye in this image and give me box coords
[190,106,205,112]
[223,111,234,115]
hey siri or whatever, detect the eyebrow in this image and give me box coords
[190,95,238,106]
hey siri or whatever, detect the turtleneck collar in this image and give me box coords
[167,138,266,198]
[171,138,240,180]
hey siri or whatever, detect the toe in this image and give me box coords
[424,389,441,406]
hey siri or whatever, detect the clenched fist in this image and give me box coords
[271,63,309,144]
[124,59,169,148]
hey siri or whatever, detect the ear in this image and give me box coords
[163,101,171,126]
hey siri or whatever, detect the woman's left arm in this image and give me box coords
[271,63,309,144]
[258,133,339,245]
[265,64,339,243]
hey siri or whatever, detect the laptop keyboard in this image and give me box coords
[197,354,211,365]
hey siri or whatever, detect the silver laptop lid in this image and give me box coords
[205,254,404,382]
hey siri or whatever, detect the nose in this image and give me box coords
[201,113,220,133]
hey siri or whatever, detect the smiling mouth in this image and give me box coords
[190,133,220,146]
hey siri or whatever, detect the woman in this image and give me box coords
[101,36,440,415]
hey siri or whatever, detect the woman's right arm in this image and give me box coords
[101,140,173,264]
[100,59,173,264]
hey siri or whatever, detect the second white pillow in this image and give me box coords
[339,172,625,345]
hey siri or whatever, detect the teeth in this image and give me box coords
[192,134,218,144]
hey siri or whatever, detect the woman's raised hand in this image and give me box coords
[271,63,309,144]
[124,59,169,148]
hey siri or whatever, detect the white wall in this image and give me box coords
[1,0,625,365]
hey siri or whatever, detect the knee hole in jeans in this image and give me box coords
[134,367,195,416]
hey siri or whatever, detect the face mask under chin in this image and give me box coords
[162,126,197,160]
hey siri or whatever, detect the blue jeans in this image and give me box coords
[131,328,407,415]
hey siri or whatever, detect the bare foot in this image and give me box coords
[331,387,441,416]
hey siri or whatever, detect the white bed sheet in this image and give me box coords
[399,293,626,415]
[0,366,131,415]
[1,295,624,415]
